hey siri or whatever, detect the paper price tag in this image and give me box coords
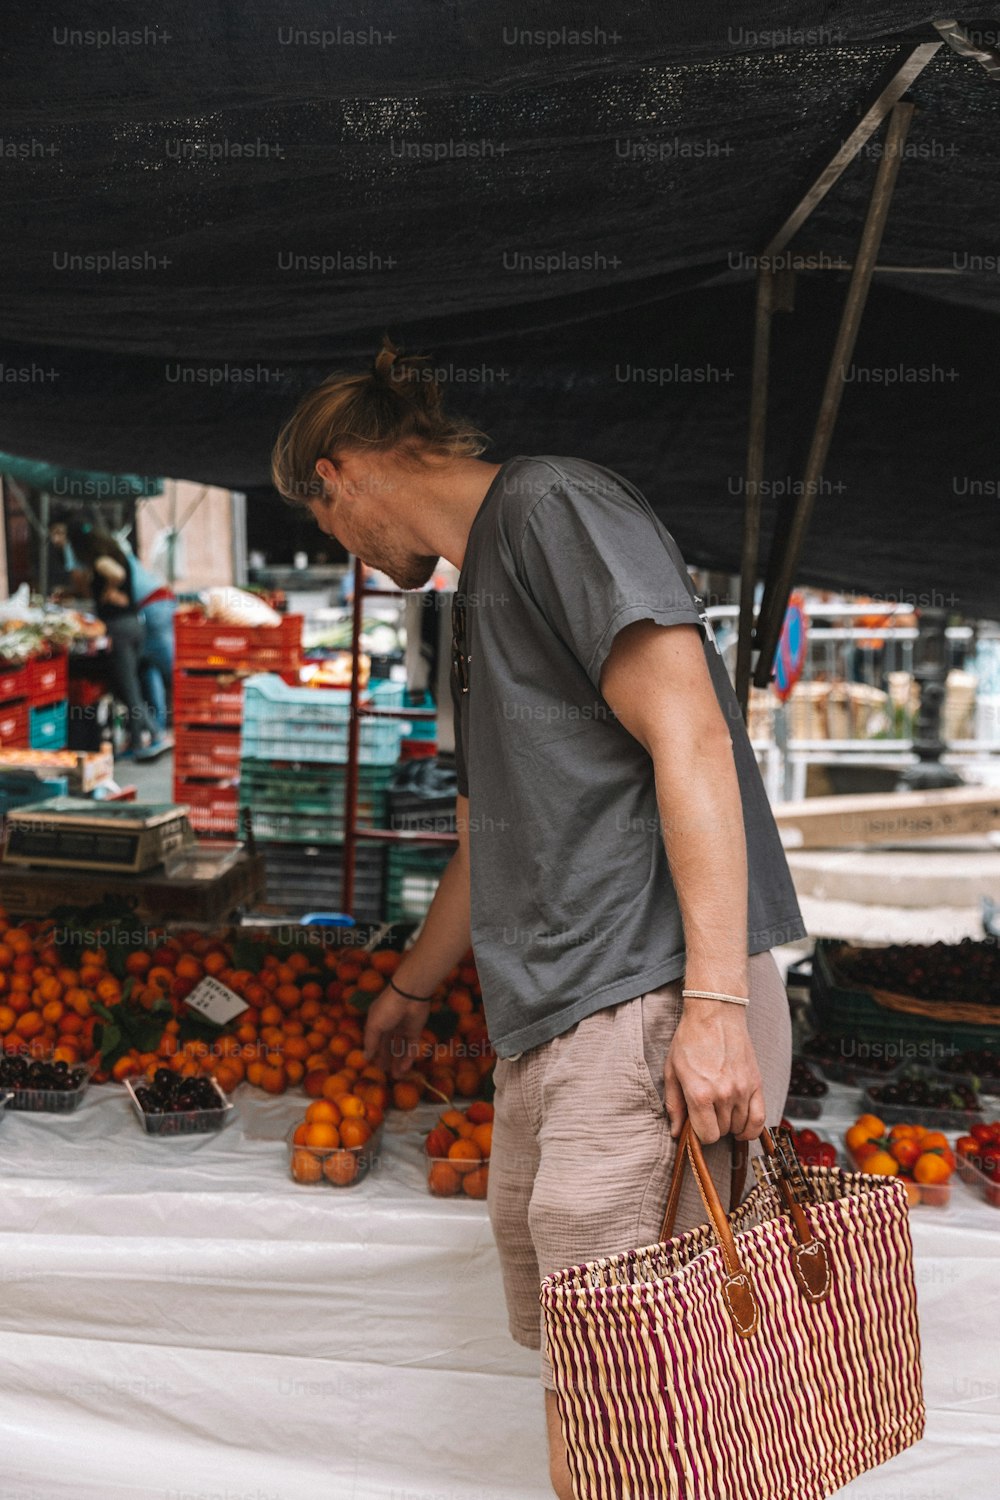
[185,975,249,1027]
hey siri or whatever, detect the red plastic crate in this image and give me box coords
[0,662,27,704]
[174,613,302,672]
[0,701,29,747]
[174,673,246,726]
[173,777,240,836]
[26,653,69,706]
[174,727,242,779]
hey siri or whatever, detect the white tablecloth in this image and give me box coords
[0,1079,997,1499]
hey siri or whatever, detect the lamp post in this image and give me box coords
[897,606,964,791]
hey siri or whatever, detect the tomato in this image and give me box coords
[970,1123,995,1144]
[817,1143,838,1168]
[955,1134,979,1157]
[797,1129,820,1149]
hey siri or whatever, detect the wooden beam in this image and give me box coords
[753,100,915,688]
[735,269,774,719]
[762,42,941,256]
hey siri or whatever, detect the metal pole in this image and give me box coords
[735,269,774,719]
[38,491,50,597]
[753,101,915,688]
[341,556,365,916]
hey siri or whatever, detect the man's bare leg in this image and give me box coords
[545,1390,575,1500]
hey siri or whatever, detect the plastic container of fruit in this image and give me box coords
[955,1152,1000,1209]
[783,1092,824,1120]
[844,1141,952,1208]
[287,1121,383,1188]
[125,1075,234,1136]
[861,1067,983,1132]
[2,1054,98,1113]
[427,1152,490,1200]
[806,1054,899,1089]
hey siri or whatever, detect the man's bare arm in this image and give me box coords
[600,620,765,1143]
[363,794,473,1076]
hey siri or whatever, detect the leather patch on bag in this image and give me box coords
[723,1272,760,1338]
[791,1238,831,1302]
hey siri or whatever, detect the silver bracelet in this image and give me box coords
[681,989,750,1007]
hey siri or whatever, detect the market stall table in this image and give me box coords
[0,1080,996,1499]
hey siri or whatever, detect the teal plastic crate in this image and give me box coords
[239,759,393,843]
[385,845,453,922]
[0,770,68,815]
[29,700,68,750]
[241,675,406,765]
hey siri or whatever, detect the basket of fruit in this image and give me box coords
[843,1113,955,1207]
[288,1099,383,1187]
[861,1065,983,1132]
[0,1052,97,1112]
[954,1121,1000,1209]
[813,939,1000,1053]
[779,1121,841,1169]
[799,1030,901,1087]
[425,1103,493,1199]
[125,1070,234,1135]
[783,1058,829,1119]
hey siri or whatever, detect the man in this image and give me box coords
[272,341,807,1499]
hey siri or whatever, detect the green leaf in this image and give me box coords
[98,1022,122,1062]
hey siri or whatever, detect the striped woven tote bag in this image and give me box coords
[540,1121,925,1500]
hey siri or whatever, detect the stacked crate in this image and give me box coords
[385,756,457,922]
[239,675,407,919]
[172,613,302,837]
[0,653,69,752]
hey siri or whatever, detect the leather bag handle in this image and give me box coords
[658,1120,831,1338]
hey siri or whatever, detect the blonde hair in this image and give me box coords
[271,335,489,505]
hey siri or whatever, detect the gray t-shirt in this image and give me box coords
[451,454,807,1057]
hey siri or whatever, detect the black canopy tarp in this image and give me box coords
[1,4,998,616]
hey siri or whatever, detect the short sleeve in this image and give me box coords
[515,478,705,691]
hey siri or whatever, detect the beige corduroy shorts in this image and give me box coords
[486,948,792,1389]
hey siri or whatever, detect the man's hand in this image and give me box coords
[363,987,430,1079]
[664,1001,766,1144]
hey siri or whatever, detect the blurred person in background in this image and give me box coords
[67,521,166,760]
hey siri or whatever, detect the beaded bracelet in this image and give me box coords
[389,976,433,1004]
[681,988,750,1007]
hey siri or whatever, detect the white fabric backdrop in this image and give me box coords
[0,1078,997,1500]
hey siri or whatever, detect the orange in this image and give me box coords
[845,1123,879,1155]
[0,943,14,969]
[455,1064,480,1097]
[339,1118,372,1150]
[440,1108,467,1134]
[305,1122,340,1149]
[888,1123,918,1141]
[306,1099,341,1126]
[292,1123,309,1145]
[323,1150,359,1186]
[0,1005,15,1035]
[370,950,400,975]
[322,1073,351,1102]
[304,1069,330,1098]
[364,1103,385,1130]
[175,956,203,981]
[283,1036,311,1062]
[448,1138,482,1168]
[466,1101,494,1126]
[448,986,474,1015]
[246,1060,265,1087]
[285,1059,305,1086]
[428,1161,462,1197]
[328,1034,352,1061]
[918,1131,950,1154]
[471,1122,493,1158]
[339,1094,366,1119]
[914,1151,952,1185]
[291,1148,323,1184]
[861,1149,898,1177]
[345,1048,368,1072]
[392,1081,422,1111]
[14,1011,44,1039]
[203,950,228,976]
[463,1165,489,1199]
[897,1178,921,1208]
[889,1138,922,1171]
[214,1064,242,1094]
[855,1113,885,1138]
